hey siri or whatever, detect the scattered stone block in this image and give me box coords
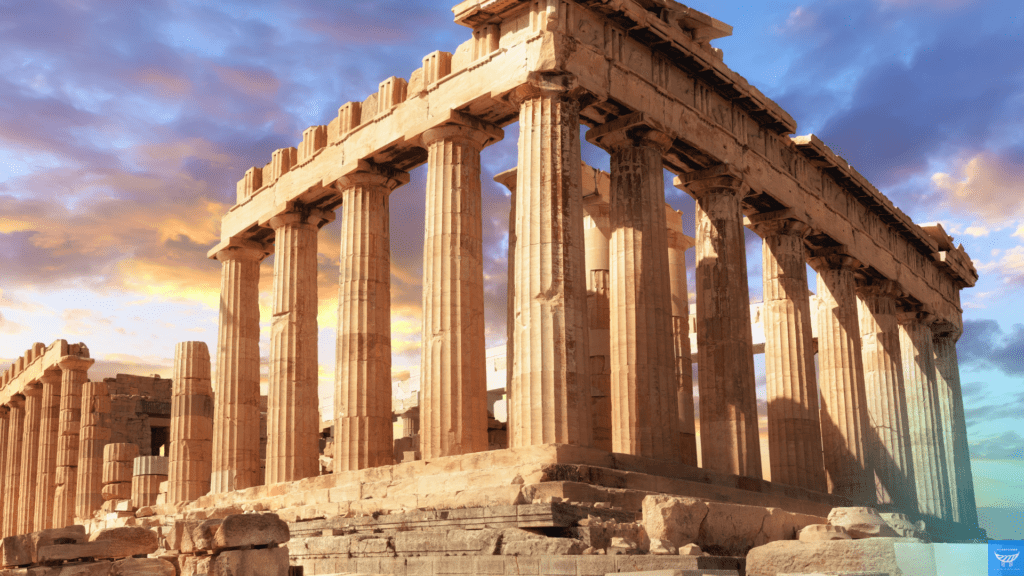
[0,535,33,567]
[109,557,176,576]
[501,537,586,556]
[746,538,908,576]
[678,543,703,556]
[208,546,289,576]
[211,514,289,551]
[827,507,899,539]
[87,527,159,558]
[798,524,852,543]
[696,501,769,556]
[608,536,639,555]
[649,538,677,555]
[641,495,707,548]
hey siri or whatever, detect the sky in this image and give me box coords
[1,0,1022,538]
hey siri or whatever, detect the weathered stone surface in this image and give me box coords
[648,539,677,555]
[501,537,585,556]
[208,547,288,576]
[37,541,113,563]
[798,524,852,542]
[1,535,32,567]
[879,512,929,540]
[56,560,112,575]
[641,495,707,548]
[827,507,898,539]
[760,508,828,543]
[746,538,908,576]
[180,554,210,576]
[109,558,176,576]
[176,519,223,553]
[87,527,159,558]
[607,536,639,556]
[211,514,289,551]
[696,501,768,556]
[678,543,703,556]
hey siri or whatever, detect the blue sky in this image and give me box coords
[1,0,1022,538]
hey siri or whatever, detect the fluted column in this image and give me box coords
[588,117,679,461]
[932,324,978,527]
[2,395,25,536]
[35,368,62,530]
[0,408,9,535]
[53,355,93,530]
[75,380,110,521]
[508,76,592,448]
[666,208,697,466]
[812,252,872,502]
[212,242,266,493]
[419,118,502,459]
[17,386,43,533]
[674,165,761,478]
[169,341,214,503]
[583,196,612,452]
[898,312,953,519]
[751,214,825,491]
[495,169,518,446]
[857,279,916,512]
[335,169,408,471]
[267,210,330,484]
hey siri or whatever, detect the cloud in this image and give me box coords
[971,430,1024,460]
[959,320,1024,376]
[932,151,1024,225]
[0,312,29,336]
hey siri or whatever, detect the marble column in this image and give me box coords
[508,76,592,448]
[267,210,330,484]
[857,279,916,512]
[583,195,612,452]
[335,169,408,471]
[34,368,62,530]
[169,341,214,503]
[212,242,266,493]
[898,313,953,519]
[76,380,110,521]
[588,118,679,460]
[53,355,93,530]
[933,324,979,527]
[419,118,502,459]
[812,252,872,502]
[674,165,761,478]
[2,395,25,536]
[16,385,43,534]
[666,208,697,466]
[494,169,519,448]
[0,407,8,536]
[751,214,825,491]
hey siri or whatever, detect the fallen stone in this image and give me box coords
[879,512,930,540]
[38,541,114,563]
[746,538,910,576]
[649,538,677,555]
[826,507,898,539]
[501,537,585,556]
[88,527,159,558]
[697,501,769,556]
[212,513,289,551]
[678,543,703,556]
[3,526,90,566]
[55,560,113,575]
[179,519,224,553]
[641,495,707,548]
[109,557,177,576]
[608,536,639,555]
[798,524,852,543]
[180,554,211,576]
[1,535,33,567]
[208,546,289,576]
[760,508,828,543]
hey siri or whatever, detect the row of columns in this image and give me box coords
[209,76,976,526]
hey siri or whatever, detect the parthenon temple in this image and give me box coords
[0,0,984,574]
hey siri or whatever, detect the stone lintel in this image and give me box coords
[509,71,580,105]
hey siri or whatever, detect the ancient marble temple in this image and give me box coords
[0,0,981,571]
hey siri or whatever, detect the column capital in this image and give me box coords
[336,163,410,193]
[214,238,270,263]
[508,72,580,106]
[896,306,934,326]
[674,163,747,199]
[586,112,672,154]
[421,110,503,148]
[747,209,810,238]
[809,247,861,272]
[269,208,333,231]
[38,368,62,387]
[0,405,8,418]
[7,394,25,410]
[23,383,43,396]
[57,356,94,372]
[494,168,517,194]
[930,319,962,341]
[855,277,903,301]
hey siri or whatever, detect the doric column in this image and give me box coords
[588,115,679,461]
[898,312,953,519]
[583,193,612,452]
[812,251,872,502]
[34,368,62,530]
[16,385,43,533]
[494,169,518,448]
[335,168,408,471]
[0,408,8,535]
[750,213,825,491]
[857,279,916,512]
[674,164,761,478]
[53,355,93,530]
[212,241,267,493]
[932,323,979,527]
[666,208,697,466]
[507,75,592,448]
[2,395,25,536]
[419,116,502,459]
[267,209,330,484]
[169,341,214,503]
[75,380,110,521]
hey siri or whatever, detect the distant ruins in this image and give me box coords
[0,0,983,575]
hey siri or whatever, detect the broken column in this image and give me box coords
[750,213,826,492]
[169,342,213,503]
[583,178,612,453]
[34,368,62,530]
[16,385,43,534]
[212,241,266,494]
[335,168,408,471]
[675,165,761,478]
[813,251,872,502]
[588,116,680,461]
[666,207,697,466]
[857,279,916,512]
[2,395,25,537]
[267,210,330,484]
[419,116,501,459]
[507,75,592,448]
[132,456,169,508]
[76,380,111,520]
[102,443,139,504]
[53,355,94,530]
